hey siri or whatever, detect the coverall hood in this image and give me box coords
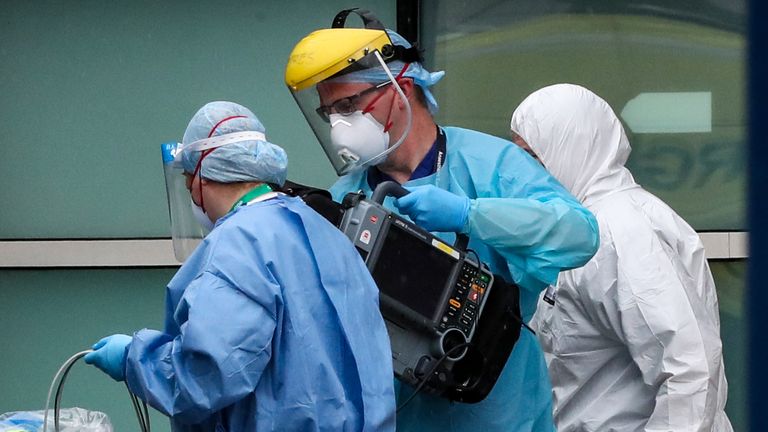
[510,83,637,207]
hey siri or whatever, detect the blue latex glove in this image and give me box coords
[84,334,132,381]
[394,185,471,233]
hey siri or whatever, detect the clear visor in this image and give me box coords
[161,142,206,262]
[290,50,412,176]
[160,131,268,262]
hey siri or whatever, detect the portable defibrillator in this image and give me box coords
[282,180,523,403]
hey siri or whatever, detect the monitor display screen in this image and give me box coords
[371,223,458,320]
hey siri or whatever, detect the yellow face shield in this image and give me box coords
[285,9,424,175]
[285,28,395,92]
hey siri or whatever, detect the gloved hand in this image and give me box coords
[394,185,471,233]
[84,334,132,381]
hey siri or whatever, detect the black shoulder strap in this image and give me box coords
[279,180,345,227]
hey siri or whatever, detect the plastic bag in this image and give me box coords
[0,408,113,432]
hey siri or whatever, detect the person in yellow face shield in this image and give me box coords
[285,10,600,432]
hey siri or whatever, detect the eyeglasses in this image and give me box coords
[316,81,392,122]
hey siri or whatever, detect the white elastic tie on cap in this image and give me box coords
[185,131,267,153]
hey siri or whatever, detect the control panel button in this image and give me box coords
[468,290,479,303]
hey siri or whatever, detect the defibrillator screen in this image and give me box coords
[371,223,457,321]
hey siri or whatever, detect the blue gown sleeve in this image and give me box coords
[124,271,277,425]
[466,149,600,292]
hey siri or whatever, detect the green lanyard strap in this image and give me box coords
[230,183,274,212]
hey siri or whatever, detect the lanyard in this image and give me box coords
[230,183,273,212]
[414,125,446,177]
[433,126,446,173]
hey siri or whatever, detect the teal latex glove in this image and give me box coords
[84,334,132,381]
[394,185,471,233]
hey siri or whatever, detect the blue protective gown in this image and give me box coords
[124,195,396,431]
[330,126,599,432]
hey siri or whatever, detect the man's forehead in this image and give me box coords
[318,80,370,96]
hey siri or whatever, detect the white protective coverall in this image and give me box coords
[510,83,732,432]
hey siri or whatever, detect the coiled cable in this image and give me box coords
[42,350,150,432]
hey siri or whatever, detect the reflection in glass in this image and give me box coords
[421,0,745,230]
[419,2,747,430]
[621,92,712,133]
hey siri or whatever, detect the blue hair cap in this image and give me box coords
[328,29,445,114]
[181,101,288,186]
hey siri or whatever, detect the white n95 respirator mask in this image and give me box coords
[329,111,390,169]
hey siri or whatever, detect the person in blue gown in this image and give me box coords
[85,101,396,431]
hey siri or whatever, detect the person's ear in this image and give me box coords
[396,78,415,109]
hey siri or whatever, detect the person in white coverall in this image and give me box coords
[509,83,732,432]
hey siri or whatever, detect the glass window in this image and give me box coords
[418,3,747,429]
[421,0,746,230]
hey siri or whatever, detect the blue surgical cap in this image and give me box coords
[328,29,445,114]
[181,101,288,186]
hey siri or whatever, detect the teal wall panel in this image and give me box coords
[0,1,395,239]
[0,268,176,432]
